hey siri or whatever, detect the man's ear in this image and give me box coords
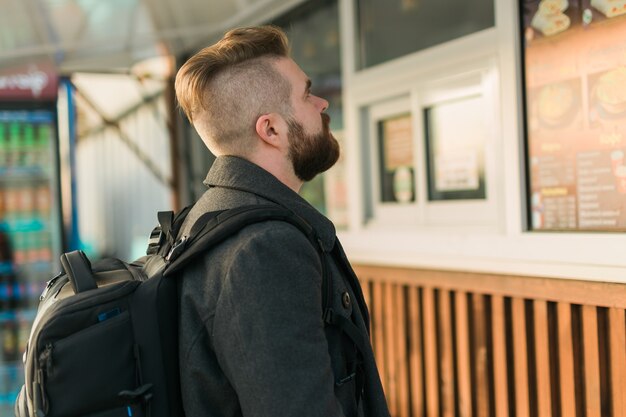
[255,113,287,148]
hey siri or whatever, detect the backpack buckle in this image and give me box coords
[146,226,164,255]
[166,236,188,262]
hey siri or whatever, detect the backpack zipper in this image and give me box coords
[34,343,52,415]
[40,273,63,301]
[40,343,53,374]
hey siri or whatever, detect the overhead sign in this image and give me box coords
[0,63,58,100]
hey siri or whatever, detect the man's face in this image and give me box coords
[274,58,340,181]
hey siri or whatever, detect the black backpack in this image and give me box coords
[14,204,329,417]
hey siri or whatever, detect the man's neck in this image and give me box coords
[236,153,303,193]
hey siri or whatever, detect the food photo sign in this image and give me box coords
[522,0,626,231]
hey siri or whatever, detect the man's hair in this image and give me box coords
[175,26,293,155]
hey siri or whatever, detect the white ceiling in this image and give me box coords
[0,0,305,74]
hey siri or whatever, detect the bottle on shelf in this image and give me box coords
[0,231,17,372]
[0,189,5,223]
[17,186,34,220]
[3,186,18,227]
[0,232,15,312]
[0,124,8,168]
[26,231,39,266]
[38,231,52,263]
[37,125,51,173]
[11,235,24,269]
[22,125,36,169]
[1,319,18,363]
[35,185,51,217]
[7,123,21,169]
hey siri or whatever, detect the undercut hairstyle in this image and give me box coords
[175,26,293,155]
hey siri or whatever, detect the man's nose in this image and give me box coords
[314,95,329,112]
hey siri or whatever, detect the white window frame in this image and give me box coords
[366,96,418,228]
[418,67,501,229]
[361,61,502,233]
[336,0,626,284]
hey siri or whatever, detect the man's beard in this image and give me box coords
[286,113,340,182]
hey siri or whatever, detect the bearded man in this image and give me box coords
[174,25,390,417]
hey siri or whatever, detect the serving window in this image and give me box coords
[522,0,626,231]
[365,68,500,229]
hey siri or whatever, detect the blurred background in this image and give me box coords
[2,0,626,416]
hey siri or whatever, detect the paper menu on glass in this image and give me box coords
[378,114,416,203]
[425,95,487,201]
[382,115,413,171]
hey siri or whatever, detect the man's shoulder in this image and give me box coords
[184,213,318,265]
[180,218,322,301]
[180,188,266,237]
[224,218,315,253]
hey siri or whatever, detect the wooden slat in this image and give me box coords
[361,279,371,311]
[439,290,455,417]
[383,282,398,417]
[356,265,626,417]
[512,298,530,417]
[394,285,410,417]
[492,295,509,417]
[609,308,626,417]
[473,294,490,417]
[455,291,472,417]
[408,287,424,417]
[534,300,552,417]
[557,302,576,417]
[362,279,372,346]
[353,265,626,309]
[372,281,387,396]
[582,305,601,417]
[423,287,439,417]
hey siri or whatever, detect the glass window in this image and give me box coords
[377,114,416,203]
[424,95,487,201]
[274,0,342,129]
[357,0,495,69]
[522,0,626,231]
[273,0,345,226]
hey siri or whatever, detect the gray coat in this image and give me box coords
[178,156,390,417]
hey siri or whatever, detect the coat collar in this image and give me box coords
[204,156,336,252]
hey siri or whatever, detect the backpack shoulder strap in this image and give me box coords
[164,204,332,312]
[147,206,192,256]
[164,205,317,270]
[60,250,96,294]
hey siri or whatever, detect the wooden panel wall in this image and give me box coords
[353,264,626,417]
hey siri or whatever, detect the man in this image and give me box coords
[174,25,390,417]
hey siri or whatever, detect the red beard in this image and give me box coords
[287,113,340,182]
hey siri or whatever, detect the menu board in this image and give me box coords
[523,0,626,231]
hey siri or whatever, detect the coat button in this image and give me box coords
[342,292,351,309]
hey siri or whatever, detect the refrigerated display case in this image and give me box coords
[0,62,66,413]
[0,106,64,413]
